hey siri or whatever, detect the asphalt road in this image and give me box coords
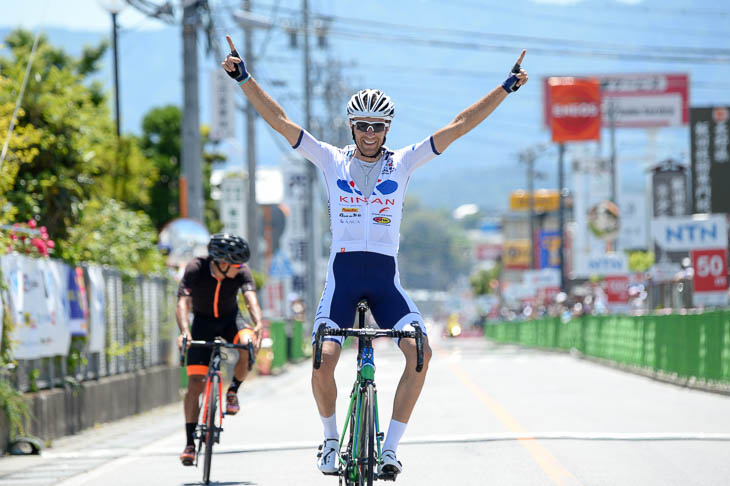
[2,329,729,486]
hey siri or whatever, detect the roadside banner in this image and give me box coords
[67,266,89,336]
[86,265,106,353]
[538,230,561,269]
[0,255,71,359]
[691,248,729,307]
[503,240,531,270]
[604,275,630,304]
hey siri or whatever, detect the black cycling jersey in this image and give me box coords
[177,256,256,319]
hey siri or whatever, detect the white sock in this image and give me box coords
[382,419,407,453]
[320,413,338,440]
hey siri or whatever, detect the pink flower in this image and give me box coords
[47,240,55,249]
[28,219,37,229]
[9,232,17,240]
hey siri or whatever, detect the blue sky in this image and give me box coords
[2,0,729,211]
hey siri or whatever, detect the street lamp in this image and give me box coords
[98,0,126,139]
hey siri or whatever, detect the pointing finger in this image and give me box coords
[226,35,236,52]
[515,49,526,66]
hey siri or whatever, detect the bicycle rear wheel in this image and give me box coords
[202,373,219,485]
[358,383,375,486]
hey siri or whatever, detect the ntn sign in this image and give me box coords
[652,214,728,251]
[543,73,689,129]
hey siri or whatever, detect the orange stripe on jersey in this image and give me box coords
[213,279,222,318]
[187,364,208,376]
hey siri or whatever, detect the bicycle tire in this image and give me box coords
[358,383,375,486]
[202,373,219,485]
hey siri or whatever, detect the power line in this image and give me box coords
[244,0,730,47]
[320,27,729,65]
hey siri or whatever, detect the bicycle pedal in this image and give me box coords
[378,472,398,481]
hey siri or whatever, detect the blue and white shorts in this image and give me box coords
[312,251,427,346]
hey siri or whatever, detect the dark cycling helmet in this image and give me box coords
[207,233,250,264]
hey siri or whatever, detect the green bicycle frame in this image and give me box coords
[339,339,382,483]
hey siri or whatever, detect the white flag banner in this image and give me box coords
[40,258,72,357]
[0,255,71,359]
[86,265,106,353]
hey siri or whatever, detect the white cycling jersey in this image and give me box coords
[293,129,440,257]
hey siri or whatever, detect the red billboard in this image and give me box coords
[548,77,602,143]
[543,73,690,129]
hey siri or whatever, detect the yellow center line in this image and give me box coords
[438,348,583,486]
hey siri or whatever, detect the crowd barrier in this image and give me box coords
[485,310,730,385]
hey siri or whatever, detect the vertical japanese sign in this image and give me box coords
[690,107,730,215]
[651,161,688,264]
[210,69,236,141]
[548,77,602,143]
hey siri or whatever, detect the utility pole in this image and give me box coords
[608,98,618,206]
[521,149,537,270]
[181,1,204,222]
[303,0,318,320]
[558,143,566,292]
[243,0,258,269]
[111,11,121,139]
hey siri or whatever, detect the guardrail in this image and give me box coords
[485,311,730,385]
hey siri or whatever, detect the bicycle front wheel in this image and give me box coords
[358,383,375,486]
[202,373,219,485]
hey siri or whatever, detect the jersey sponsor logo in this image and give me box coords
[373,216,391,224]
[378,207,390,213]
[340,195,369,204]
[339,212,361,218]
[337,178,399,196]
[342,207,358,213]
[339,196,396,205]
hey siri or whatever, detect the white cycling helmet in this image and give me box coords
[347,89,395,121]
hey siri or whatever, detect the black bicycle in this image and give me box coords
[313,300,424,486]
[180,336,255,485]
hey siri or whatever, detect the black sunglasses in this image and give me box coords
[353,121,388,133]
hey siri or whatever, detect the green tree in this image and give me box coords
[0,80,41,230]
[140,105,222,232]
[61,199,165,275]
[470,265,500,296]
[398,197,471,290]
[0,29,157,247]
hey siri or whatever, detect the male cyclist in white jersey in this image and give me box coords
[221,34,527,478]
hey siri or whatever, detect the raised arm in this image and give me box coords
[432,50,528,154]
[221,35,302,146]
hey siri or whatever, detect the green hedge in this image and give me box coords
[485,310,730,383]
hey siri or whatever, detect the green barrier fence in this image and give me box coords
[290,321,305,361]
[484,310,730,384]
[270,321,288,369]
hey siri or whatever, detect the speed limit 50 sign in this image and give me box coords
[691,248,729,306]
